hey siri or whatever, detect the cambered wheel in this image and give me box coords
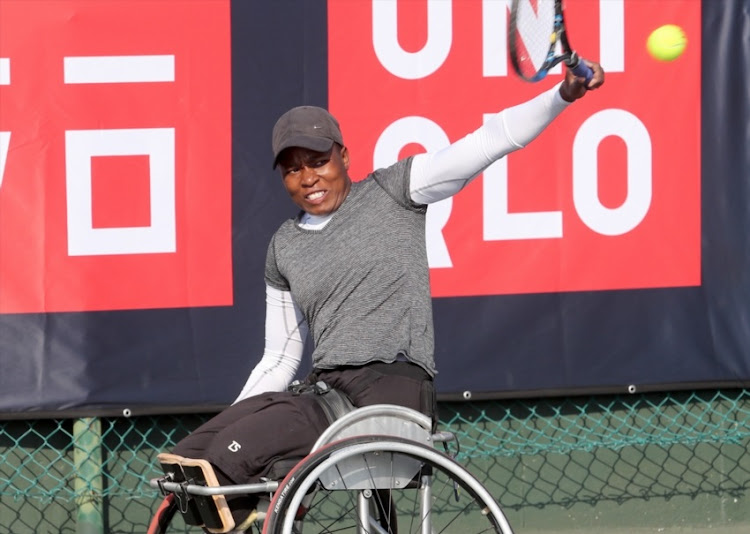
[147,494,179,534]
[262,435,514,534]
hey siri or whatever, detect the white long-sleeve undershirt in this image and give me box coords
[233,285,308,403]
[410,82,569,204]
[233,83,571,402]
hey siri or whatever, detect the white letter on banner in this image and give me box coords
[65,128,176,256]
[482,114,563,240]
[600,0,624,72]
[482,0,510,77]
[573,109,651,236]
[0,132,8,190]
[0,57,9,190]
[64,55,175,84]
[373,116,453,268]
[373,0,452,79]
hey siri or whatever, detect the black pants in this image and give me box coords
[172,361,435,486]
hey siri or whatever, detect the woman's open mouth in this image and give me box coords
[305,190,327,203]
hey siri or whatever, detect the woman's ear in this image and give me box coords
[340,145,350,170]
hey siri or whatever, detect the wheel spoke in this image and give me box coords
[265,436,513,534]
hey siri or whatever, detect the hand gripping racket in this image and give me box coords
[509,0,594,84]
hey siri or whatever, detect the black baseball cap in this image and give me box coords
[272,106,344,167]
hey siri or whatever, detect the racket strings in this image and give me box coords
[510,0,558,79]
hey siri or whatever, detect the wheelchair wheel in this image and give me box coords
[147,494,179,534]
[262,435,514,534]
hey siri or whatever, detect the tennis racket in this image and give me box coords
[509,0,594,84]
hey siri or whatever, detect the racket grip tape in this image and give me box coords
[566,52,594,86]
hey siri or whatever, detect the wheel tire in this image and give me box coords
[262,435,514,534]
[147,494,179,534]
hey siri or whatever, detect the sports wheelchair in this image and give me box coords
[148,403,515,534]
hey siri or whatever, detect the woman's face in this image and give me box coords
[277,144,352,216]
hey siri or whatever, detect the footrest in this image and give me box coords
[157,453,235,533]
[157,453,203,527]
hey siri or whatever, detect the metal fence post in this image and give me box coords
[73,417,104,534]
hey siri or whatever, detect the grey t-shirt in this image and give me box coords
[264,157,436,376]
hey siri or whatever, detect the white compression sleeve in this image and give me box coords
[409,83,571,204]
[232,285,308,404]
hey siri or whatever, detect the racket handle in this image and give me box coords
[566,52,594,86]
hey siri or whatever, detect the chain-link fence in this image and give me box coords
[2,389,749,533]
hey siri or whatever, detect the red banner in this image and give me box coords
[329,0,701,297]
[0,0,232,313]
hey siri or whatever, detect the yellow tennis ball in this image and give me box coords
[647,24,687,61]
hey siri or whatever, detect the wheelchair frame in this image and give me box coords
[149,404,515,534]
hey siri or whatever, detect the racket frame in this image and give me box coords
[509,0,593,84]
